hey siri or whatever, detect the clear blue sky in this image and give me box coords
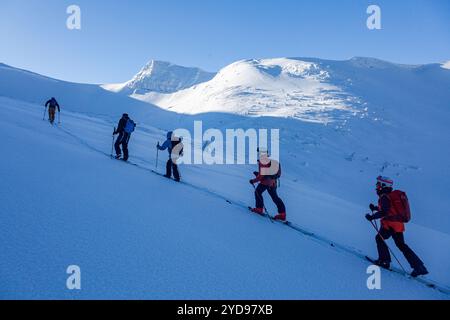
[1,0,449,84]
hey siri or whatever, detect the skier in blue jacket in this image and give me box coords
[157,131,183,182]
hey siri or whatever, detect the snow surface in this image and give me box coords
[1,59,450,299]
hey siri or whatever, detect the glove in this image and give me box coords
[370,204,378,212]
[253,171,259,177]
[157,142,160,148]
[249,180,255,185]
[365,214,375,221]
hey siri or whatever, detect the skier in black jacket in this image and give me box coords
[113,114,135,161]
[45,97,60,124]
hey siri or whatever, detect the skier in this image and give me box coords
[45,97,60,124]
[249,148,286,221]
[113,113,136,162]
[157,131,183,182]
[365,176,428,277]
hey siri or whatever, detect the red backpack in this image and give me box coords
[388,190,411,223]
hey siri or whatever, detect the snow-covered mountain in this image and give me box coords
[1,59,450,299]
[132,57,450,124]
[443,60,450,70]
[103,60,215,95]
[136,58,361,122]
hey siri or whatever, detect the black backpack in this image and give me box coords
[171,138,183,156]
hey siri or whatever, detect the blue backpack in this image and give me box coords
[124,119,136,134]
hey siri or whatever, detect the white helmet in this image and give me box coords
[376,176,394,189]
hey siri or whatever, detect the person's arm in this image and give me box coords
[250,162,263,184]
[45,100,50,107]
[116,118,126,133]
[157,140,170,151]
[370,195,390,220]
[55,101,60,112]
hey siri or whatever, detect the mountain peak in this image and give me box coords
[123,60,216,94]
[442,60,450,70]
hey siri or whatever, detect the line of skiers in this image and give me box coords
[43,98,429,278]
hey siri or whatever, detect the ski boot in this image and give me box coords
[251,208,265,216]
[372,259,391,270]
[411,265,429,278]
[274,212,286,222]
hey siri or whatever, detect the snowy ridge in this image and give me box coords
[135,58,363,123]
[104,60,215,95]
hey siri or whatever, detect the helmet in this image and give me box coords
[122,113,129,118]
[257,147,269,156]
[376,176,393,190]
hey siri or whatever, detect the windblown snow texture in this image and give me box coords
[1,57,449,299]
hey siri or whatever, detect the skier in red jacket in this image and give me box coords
[249,149,286,221]
[366,176,428,277]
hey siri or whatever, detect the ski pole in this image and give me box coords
[110,128,116,158]
[43,106,47,121]
[156,144,160,169]
[368,219,407,273]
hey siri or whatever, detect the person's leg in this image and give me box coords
[122,133,129,161]
[165,159,173,178]
[172,161,180,181]
[49,108,55,123]
[254,184,267,211]
[392,232,424,270]
[114,133,123,157]
[376,227,393,264]
[267,187,286,214]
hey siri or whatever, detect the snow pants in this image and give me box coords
[376,227,424,269]
[255,184,286,214]
[115,132,130,161]
[48,107,56,123]
[166,159,180,181]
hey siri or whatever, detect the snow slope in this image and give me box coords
[1,60,450,299]
[0,97,448,299]
[103,60,215,95]
[0,63,177,129]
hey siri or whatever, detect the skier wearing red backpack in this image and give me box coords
[249,148,286,222]
[365,176,428,277]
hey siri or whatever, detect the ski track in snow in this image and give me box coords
[0,99,448,298]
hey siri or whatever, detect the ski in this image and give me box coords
[248,206,273,223]
[151,169,181,183]
[247,207,292,224]
[365,256,392,271]
[365,256,437,289]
